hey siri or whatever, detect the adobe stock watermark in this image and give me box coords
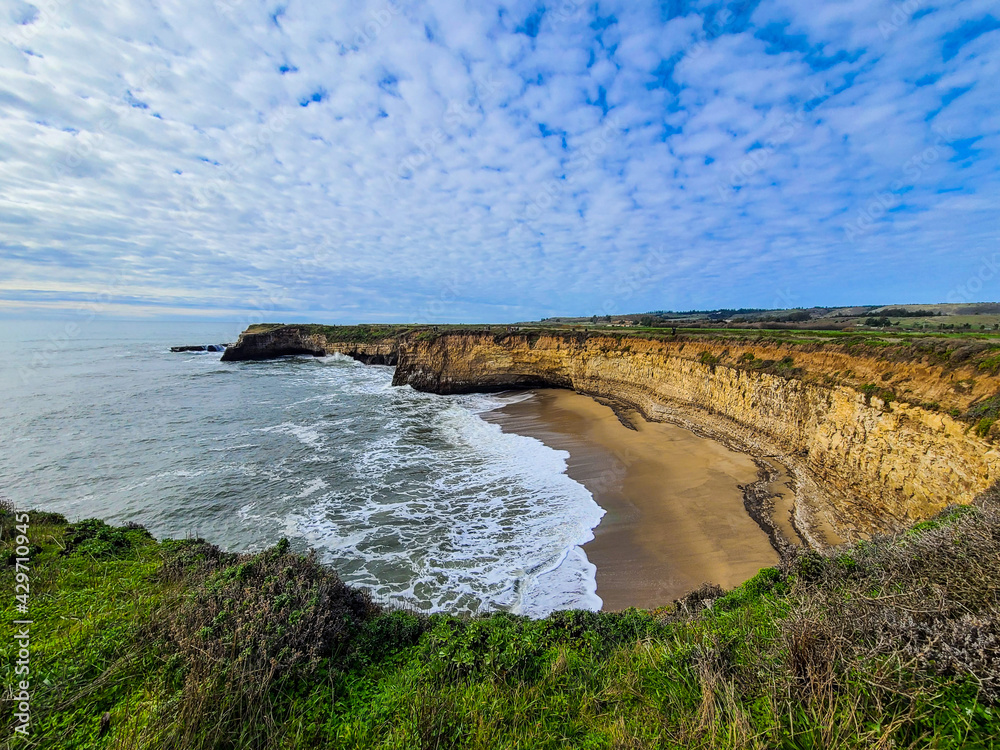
[843,124,955,243]
[546,0,588,28]
[50,63,170,180]
[947,253,1000,305]
[5,0,71,46]
[406,274,469,325]
[716,81,830,202]
[878,0,928,40]
[598,246,800,325]
[771,287,800,313]
[506,114,624,242]
[594,243,677,319]
[346,0,405,50]
[6,498,33,737]
[216,0,404,48]
[17,272,128,384]
[190,106,294,208]
[379,73,502,192]
[236,255,317,330]
[684,9,733,64]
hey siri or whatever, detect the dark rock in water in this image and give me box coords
[171,344,231,353]
[353,352,397,365]
[221,327,328,361]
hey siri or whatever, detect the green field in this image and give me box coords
[893,315,1000,331]
[252,321,1000,344]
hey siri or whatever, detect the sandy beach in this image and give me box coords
[484,389,779,611]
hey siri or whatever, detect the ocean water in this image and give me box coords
[0,320,604,616]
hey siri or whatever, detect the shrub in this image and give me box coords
[978,355,1000,375]
[13,496,1000,748]
[165,544,378,679]
[665,582,726,619]
[349,610,431,668]
[29,509,68,525]
[155,542,379,746]
[61,518,149,559]
[0,498,16,541]
[714,567,787,612]
[965,393,1000,424]
[774,355,796,372]
[900,611,1000,702]
[158,537,239,582]
[789,549,826,582]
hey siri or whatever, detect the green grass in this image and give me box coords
[6,500,999,749]
[965,394,1000,439]
[0,515,169,748]
[297,324,419,343]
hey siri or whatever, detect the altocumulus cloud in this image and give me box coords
[0,0,997,321]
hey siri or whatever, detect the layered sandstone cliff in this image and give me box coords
[394,331,1000,541]
[222,325,1000,544]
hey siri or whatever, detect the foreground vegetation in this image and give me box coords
[3,495,999,749]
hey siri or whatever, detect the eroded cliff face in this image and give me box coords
[221,326,398,365]
[222,326,999,543]
[392,333,999,541]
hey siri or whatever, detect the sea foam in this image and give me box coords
[279,359,605,616]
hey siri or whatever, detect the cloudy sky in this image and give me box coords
[0,0,997,322]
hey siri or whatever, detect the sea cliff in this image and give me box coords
[221,324,399,364]
[222,324,1000,543]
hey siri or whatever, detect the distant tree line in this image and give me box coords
[730,310,812,324]
[879,308,940,317]
[647,308,770,318]
[957,304,1000,315]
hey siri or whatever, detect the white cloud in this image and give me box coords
[0,0,997,321]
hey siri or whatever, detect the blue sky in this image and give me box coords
[0,0,997,323]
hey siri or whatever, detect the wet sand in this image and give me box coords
[483,389,779,611]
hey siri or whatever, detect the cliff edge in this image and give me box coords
[222,324,1000,544]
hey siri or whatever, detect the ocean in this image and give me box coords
[0,320,604,616]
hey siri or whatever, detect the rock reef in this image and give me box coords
[171,344,229,353]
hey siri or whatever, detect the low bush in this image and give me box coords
[698,351,720,367]
[61,518,151,559]
[154,541,380,747]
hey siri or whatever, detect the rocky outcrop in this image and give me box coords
[221,326,398,365]
[223,326,1000,543]
[172,344,229,353]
